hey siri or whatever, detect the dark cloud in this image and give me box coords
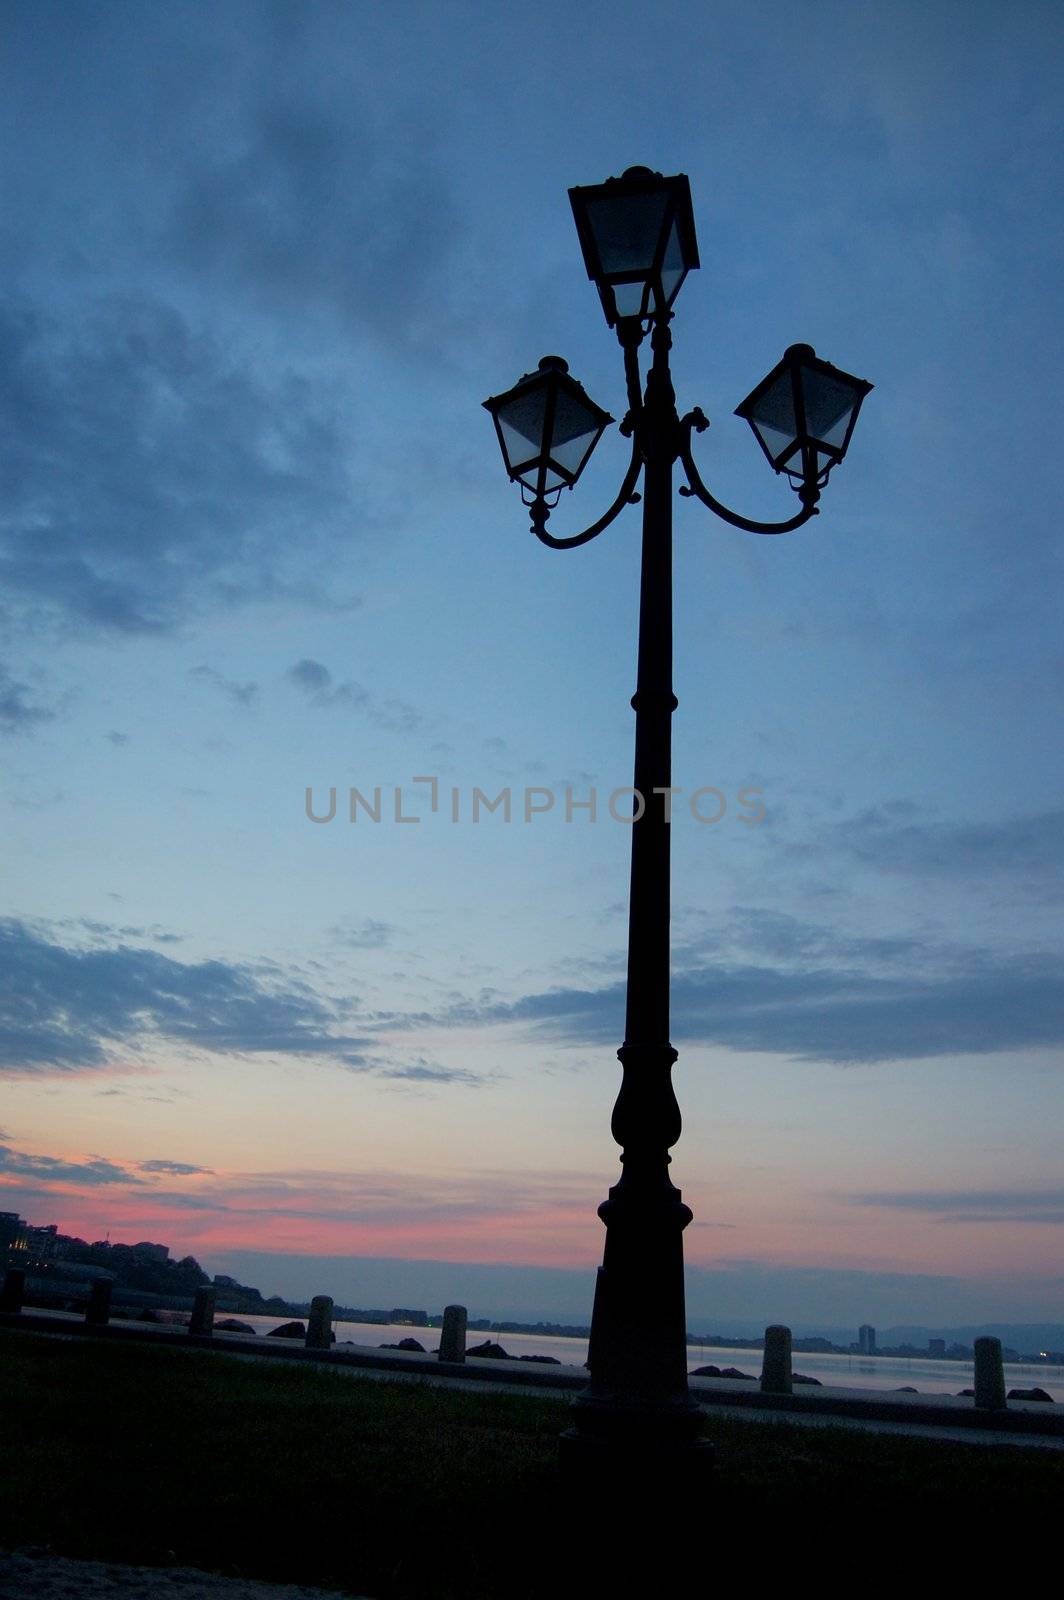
[287,659,421,732]
[0,298,355,635]
[853,1188,1064,1224]
[0,1144,143,1187]
[0,662,56,734]
[172,96,461,354]
[418,912,1064,1065]
[0,918,484,1087]
[0,917,372,1074]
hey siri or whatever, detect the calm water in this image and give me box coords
[228,1315,1064,1401]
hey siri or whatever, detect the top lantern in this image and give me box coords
[569,167,700,327]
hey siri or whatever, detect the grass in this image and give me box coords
[2,1327,1063,1595]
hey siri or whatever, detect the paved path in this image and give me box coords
[0,1548,371,1599]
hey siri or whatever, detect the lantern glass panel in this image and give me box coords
[659,215,686,305]
[748,369,798,465]
[549,388,604,477]
[585,189,670,279]
[801,366,862,448]
[496,388,548,475]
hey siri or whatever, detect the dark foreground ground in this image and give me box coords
[2,1327,1059,1597]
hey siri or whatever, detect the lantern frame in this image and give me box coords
[483,356,613,503]
[568,167,700,328]
[735,343,873,484]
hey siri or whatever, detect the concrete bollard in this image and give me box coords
[439,1304,468,1363]
[189,1285,216,1336]
[86,1279,112,1326]
[1,1268,26,1313]
[305,1295,334,1350]
[760,1324,793,1395]
[974,1335,1007,1410]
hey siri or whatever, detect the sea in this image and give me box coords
[225,1314,1064,1402]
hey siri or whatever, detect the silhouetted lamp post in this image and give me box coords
[484,167,871,1473]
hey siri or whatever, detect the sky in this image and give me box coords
[2,0,1063,1334]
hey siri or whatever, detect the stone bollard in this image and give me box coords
[1,1267,26,1313]
[189,1285,216,1336]
[974,1336,1007,1410]
[305,1295,334,1350]
[86,1279,112,1326]
[439,1304,467,1364]
[760,1324,793,1395]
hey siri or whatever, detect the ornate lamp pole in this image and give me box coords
[484,167,871,1472]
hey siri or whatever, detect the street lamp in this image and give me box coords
[484,167,870,1475]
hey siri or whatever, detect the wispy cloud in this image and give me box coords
[0,1145,145,1187]
[409,910,1064,1065]
[190,665,259,707]
[287,658,421,732]
[829,806,1064,901]
[852,1189,1064,1224]
[0,918,484,1087]
[138,1159,214,1177]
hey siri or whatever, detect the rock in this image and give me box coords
[467,1340,510,1360]
[720,1366,755,1380]
[215,1318,256,1334]
[957,1388,975,1397]
[1008,1387,1054,1402]
[266,1320,306,1339]
[792,1374,822,1385]
[894,1386,919,1393]
[519,1354,560,1364]
[139,1308,162,1321]
[379,1337,426,1352]
[691,1364,721,1378]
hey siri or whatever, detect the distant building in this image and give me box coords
[0,1212,28,1258]
[858,1324,876,1355]
[928,1338,946,1358]
[24,1224,58,1265]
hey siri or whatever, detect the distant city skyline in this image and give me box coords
[3,1,1063,1332]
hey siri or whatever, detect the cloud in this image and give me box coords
[377,1061,483,1087]
[0,1144,144,1187]
[190,665,259,707]
[0,918,484,1087]
[413,910,1064,1065]
[0,917,371,1074]
[852,1188,1064,1224]
[0,297,356,635]
[138,1159,213,1177]
[830,806,1064,901]
[172,95,461,355]
[287,658,421,731]
[0,663,56,734]
[330,918,393,950]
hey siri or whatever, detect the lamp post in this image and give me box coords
[484,167,871,1473]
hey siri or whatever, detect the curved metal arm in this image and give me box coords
[530,441,643,549]
[678,412,820,535]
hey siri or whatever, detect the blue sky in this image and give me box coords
[2,0,1063,1330]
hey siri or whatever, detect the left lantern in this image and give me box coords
[483,357,613,500]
